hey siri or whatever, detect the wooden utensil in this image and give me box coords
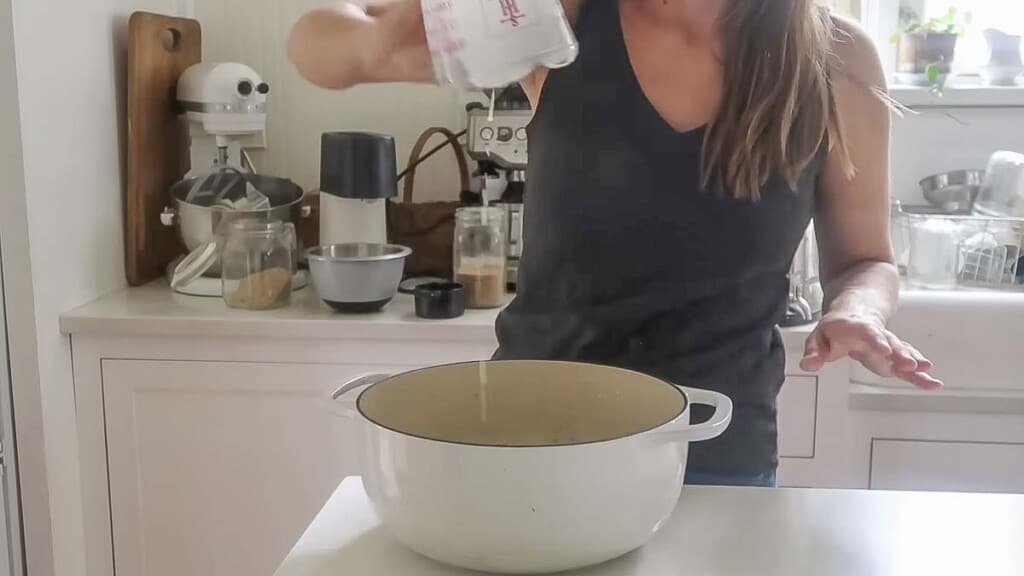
[125,12,201,286]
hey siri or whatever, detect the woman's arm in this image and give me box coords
[289,0,587,93]
[800,18,942,390]
[288,0,433,90]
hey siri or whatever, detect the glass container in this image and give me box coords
[221,220,296,310]
[454,207,507,309]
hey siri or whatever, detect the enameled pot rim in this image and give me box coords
[354,360,689,449]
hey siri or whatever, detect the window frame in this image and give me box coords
[848,0,1024,107]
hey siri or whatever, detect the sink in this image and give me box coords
[851,288,1024,394]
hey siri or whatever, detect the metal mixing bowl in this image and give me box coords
[919,170,985,214]
[307,244,412,313]
[162,175,306,276]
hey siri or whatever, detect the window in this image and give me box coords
[860,0,1024,81]
[914,1,1024,71]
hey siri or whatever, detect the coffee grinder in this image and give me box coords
[319,132,399,246]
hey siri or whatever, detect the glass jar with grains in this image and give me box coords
[221,220,296,310]
[454,206,507,309]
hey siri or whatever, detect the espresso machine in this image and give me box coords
[465,86,531,286]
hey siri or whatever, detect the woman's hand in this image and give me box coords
[288,0,433,90]
[799,310,943,390]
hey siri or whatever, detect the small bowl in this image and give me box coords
[415,282,466,319]
[919,170,984,214]
[307,244,412,313]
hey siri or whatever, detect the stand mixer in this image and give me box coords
[178,62,269,176]
[165,62,308,296]
[466,87,531,286]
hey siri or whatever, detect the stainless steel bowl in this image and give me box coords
[162,175,305,276]
[975,151,1024,218]
[919,170,985,214]
[307,244,412,313]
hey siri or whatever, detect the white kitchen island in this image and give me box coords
[60,282,1024,576]
[277,477,1024,576]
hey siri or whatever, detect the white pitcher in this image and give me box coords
[983,28,1023,87]
[421,0,579,89]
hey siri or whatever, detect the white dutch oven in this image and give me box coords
[331,360,732,574]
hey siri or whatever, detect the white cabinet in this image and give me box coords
[870,439,1024,494]
[62,286,1024,576]
[101,360,407,576]
[778,376,818,459]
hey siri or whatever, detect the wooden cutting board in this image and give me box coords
[125,12,202,286]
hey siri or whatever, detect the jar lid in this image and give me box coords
[170,242,218,290]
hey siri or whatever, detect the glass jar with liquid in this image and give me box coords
[454,207,507,309]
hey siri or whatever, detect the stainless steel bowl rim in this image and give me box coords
[919,169,986,190]
[172,195,304,214]
[307,244,412,263]
[169,175,305,213]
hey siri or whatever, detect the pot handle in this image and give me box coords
[327,374,390,418]
[656,388,733,444]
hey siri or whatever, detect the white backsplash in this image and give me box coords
[195,0,466,202]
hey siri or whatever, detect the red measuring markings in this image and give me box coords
[497,0,527,27]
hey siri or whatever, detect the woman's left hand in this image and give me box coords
[799,311,943,390]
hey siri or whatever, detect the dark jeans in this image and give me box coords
[685,469,778,488]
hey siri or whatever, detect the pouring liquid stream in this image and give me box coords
[479,360,489,424]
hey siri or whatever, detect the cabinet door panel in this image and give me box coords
[778,376,818,459]
[871,439,1024,494]
[103,360,409,576]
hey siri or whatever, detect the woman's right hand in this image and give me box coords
[288,0,434,90]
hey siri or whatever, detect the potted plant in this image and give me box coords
[894,6,972,94]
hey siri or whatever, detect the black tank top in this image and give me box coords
[494,0,821,477]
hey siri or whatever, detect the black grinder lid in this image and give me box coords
[320,131,398,200]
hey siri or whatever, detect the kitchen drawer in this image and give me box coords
[871,439,1024,494]
[778,375,818,459]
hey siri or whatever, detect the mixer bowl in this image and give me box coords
[164,175,305,276]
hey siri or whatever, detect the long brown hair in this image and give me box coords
[703,0,852,199]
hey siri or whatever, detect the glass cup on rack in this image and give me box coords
[454,207,508,309]
[906,216,962,290]
[220,220,296,310]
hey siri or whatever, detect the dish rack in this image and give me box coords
[893,203,1024,290]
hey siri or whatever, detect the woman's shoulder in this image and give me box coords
[828,12,886,90]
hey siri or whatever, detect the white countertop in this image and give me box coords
[276,477,1024,576]
[58,281,820,342]
[59,281,506,342]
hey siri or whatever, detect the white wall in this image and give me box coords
[891,107,1024,204]
[6,0,182,574]
[0,0,52,574]
[195,0,468,202]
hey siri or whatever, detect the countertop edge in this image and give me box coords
[58,314,504,342]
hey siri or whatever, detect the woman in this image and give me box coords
[289,0,942,487]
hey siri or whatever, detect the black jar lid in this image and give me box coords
[414,282,466,320]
